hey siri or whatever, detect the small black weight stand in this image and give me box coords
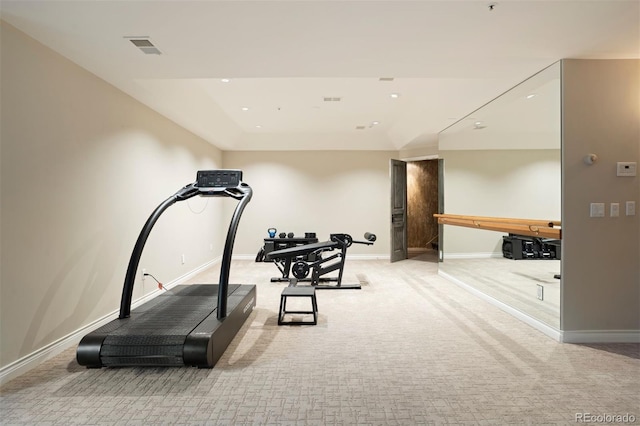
[278,279,318,326]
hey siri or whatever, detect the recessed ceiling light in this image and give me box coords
[372,121,380,125]
[390,93,400,98]
[526,94,537,99]
[255,125,262,129]
[221,78,230,83]
[241,107,249,111]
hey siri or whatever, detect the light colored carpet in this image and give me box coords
[1,259,638,425]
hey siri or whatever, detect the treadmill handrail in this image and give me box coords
[119,180,252,319]
[217,183,252,319]
[119,183,198,318]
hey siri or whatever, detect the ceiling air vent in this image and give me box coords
[355,126,366,130]
[379,77,394,81]
[323,97,341,102]
[128,38,162,55]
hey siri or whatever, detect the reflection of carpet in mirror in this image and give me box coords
[440,257,560,329]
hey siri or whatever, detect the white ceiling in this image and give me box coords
[2,0,639,151]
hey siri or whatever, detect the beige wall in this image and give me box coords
[561,59,640,332]
[223,151,394,258]
[0,23,225,367]
[399,144,439,160]
[439,150,561,255]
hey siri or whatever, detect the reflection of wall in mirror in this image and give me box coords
[439,149,561,256]
[437,62,562,258]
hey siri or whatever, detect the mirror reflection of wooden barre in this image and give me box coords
[434,214,562,239]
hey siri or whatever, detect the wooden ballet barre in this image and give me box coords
[434,214,561,239]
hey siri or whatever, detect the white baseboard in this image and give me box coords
[161,256,221,290]
[438,270,563,341]
[344,254,390,260]
[0,327,86,388]
[232,254,262,261]
[561,330,640,343]
[0,257,221,386]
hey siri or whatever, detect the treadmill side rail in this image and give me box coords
[184,285,256,367]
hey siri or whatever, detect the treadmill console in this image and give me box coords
[197,170,243,188]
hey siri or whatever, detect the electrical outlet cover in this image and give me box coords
[537,284,544,301]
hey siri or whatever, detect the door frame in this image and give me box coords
[390,154,442,262]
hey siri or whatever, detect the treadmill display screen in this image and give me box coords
[196,170,243,188]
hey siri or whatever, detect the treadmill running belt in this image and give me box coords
[99,284,240,366]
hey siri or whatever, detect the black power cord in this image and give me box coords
[144,273,166,291]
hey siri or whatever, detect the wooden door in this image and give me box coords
[390,159,407,262]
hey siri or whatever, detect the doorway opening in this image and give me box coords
[406,159,439,263]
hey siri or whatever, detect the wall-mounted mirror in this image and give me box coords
[438,61,562,329]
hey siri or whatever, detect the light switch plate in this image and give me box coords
[610,203,620,217]
[590,203,605,217]
[626,201,636,216]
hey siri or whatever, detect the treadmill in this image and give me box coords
[76,170,256,368]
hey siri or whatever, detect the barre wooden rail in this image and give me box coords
[434,214,562,239]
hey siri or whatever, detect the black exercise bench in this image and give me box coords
[265,233,376,290]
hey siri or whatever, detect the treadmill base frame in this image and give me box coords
[76,284,256,369]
